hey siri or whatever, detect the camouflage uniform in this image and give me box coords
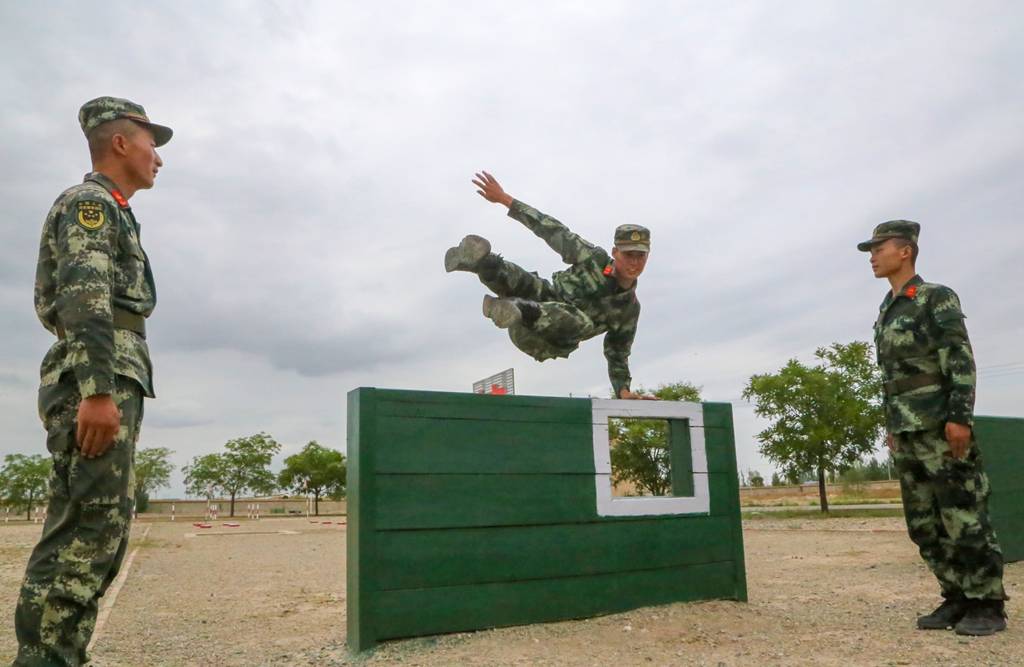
[14,98,166,667]
[863,222,1005,605]
[477,200,643,397]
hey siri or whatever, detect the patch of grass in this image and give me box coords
[742,507,905,520]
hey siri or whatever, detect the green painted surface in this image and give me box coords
[669,420,694,496]
[371,560,738,640]
[374,515,737,590]
[975,416,1024,562]
[375,417,593,473]
[346,388,746,652]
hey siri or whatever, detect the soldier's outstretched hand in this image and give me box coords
[619,389,658,400]
[473,171,513,207]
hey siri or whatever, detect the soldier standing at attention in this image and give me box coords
[860,221,1006,636]
[14,97,170,666]
[446,171,653,400]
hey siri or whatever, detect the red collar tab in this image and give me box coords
[111,190,129,208]
[603,264,613,277]
[904,285,918,299]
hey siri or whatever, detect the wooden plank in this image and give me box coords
[374,389,589,424]
[704,403,747,601]
[708,473,739,517]
[374,473,599,529]
[374,388,583,410]
[345,388,377,653]
[374,417,594,474]
[374,516,737,590]
[669,420,694,496]
[372,560,739,641]
[375,472,738,529]
[701,402,735,430]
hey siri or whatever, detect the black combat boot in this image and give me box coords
[481,296,541,329]
[917,596,968,630]
[445,235,492,273]
[482,295,521,328]
[954,599,1007,636]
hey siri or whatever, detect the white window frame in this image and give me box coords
[591,398,710,516]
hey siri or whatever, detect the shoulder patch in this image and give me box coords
[76,201,106,231]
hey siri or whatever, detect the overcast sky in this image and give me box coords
[1,1,1022,497]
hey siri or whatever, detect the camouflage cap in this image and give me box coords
[856,220,920,252]
[614,224,651,252]
[78,96,173,147]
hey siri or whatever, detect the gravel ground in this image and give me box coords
[1,516,1021,666]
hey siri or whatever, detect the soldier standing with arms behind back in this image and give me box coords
[13,97,171,666]
[860,220,1007,636]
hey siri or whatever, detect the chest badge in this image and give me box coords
[76,201,106,230]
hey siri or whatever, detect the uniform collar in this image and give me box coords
[879,274,924,312]
[895,274,924,299]
[84,171,131,209]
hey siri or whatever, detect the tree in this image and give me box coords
[0,454,52,520]
[610,382,702,497]
[134,447,174,512]
[277,441,346,515]
[770,471,782,487]
[748,470,765,488]
[183,433,281,517]
[183,452,227,499]
[742,341,883,513]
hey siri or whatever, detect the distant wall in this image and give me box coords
[145,498,346,516]
[739,480,901,503]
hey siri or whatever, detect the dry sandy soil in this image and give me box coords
[1,516,1021,666]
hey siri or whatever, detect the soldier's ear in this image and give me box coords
[110,132,131,157]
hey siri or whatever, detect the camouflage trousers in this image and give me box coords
[892,428,1005,601]
[14,376,143,667]
[477,255,597,361]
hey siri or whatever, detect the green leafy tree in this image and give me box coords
[184,433,281,517]
[610,382,702,497]
[742,341,884,513]
[134,446,174,512]
[770,471,782,487]
[748,470,765,488]
[0,454,52,520]
[277,441,347,515]
[183,453,227,499]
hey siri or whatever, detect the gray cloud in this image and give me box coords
[1,1,1022,493]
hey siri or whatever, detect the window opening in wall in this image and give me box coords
[609,417,694,498]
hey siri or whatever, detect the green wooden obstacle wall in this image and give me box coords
[975,416,1024,563]
[346,388,746,652]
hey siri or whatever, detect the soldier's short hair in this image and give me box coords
[87,118,140,162]
[893,238,919,265]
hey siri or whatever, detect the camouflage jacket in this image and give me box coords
[873,275,975,433]
[35,172,157,398]
[508,200,640,396]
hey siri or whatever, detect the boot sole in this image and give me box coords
[955,621,1007,636]
[482,295,521,329]
[445,235,491,273]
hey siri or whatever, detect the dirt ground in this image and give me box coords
[1,516,1021,666]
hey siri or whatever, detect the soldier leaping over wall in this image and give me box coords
[446,171,654,400]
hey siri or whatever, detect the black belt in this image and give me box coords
[884,373,942,395]
[55,309,146,340]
